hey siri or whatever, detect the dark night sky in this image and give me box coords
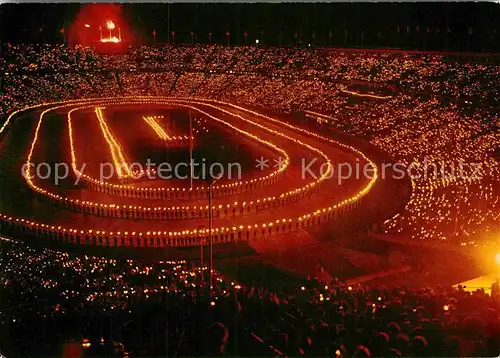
[1,3,500,51]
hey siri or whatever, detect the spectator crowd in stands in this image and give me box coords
[0,43,499,357]
[2,238,500,357]
[1,43,497,245]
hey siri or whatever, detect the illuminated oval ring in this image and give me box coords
[68,98,290,199]
[25,97,331,220]
[67,99,290,199]
[0,96,378,247]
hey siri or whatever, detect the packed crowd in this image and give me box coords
[0,238,259,357]
[0,44,498,246]
[2,238,500,357]
[0,43,499,357]
[3,44,500,109]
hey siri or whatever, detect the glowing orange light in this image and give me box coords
[100,36,120,43]
[94,106,133,178]
[10,96,379,247]
[106,20,115,30]
[143,116,170,140]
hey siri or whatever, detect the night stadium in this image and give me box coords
[0,3,499,357]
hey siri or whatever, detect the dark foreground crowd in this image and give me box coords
[1,238,500,357]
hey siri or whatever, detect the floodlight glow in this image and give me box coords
[100,36,121,43]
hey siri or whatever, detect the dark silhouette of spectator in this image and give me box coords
[353,345,371,357]
[492,279,500,298]
[412,335,429,357]
[203,321,229,356]
[444,335,462,357]
[388,347,402,357]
